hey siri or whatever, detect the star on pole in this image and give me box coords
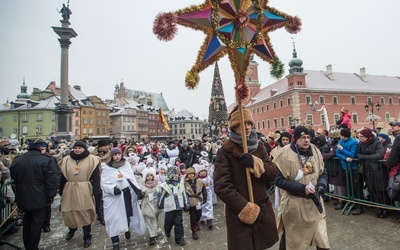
[153,0,301,102]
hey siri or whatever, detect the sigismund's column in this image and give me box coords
[52,3,77,141]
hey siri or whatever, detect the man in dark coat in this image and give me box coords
[10,138,59,250]
[214,106,279,250]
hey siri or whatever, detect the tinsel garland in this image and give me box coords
[235,82,250,103]
[285,16,302,34]
[270,57,285,79]
[153,12,178,41]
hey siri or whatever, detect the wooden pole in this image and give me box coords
[238,101,254,203]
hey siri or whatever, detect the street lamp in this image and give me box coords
[364,101,381,130]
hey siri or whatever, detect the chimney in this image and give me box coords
[73,85,81,90]
[326,64,334,80]
[270,88,278,96]
[360,67,366,79]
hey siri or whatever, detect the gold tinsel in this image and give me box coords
[185,69,200,89]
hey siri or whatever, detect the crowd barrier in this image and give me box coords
[0,180,21,249]
[325,157,400,215]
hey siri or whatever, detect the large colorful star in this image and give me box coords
[154,0,301,101]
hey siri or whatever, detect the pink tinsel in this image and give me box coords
[153,12,178,42]
[235,82,250,102]
[285,16,302,34]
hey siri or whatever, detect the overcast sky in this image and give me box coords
[1,0,399,119]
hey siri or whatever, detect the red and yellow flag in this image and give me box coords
[159,108,170,131]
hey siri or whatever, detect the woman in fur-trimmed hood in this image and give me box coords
[214,106,279,250]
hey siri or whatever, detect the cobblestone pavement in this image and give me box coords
[2,195,400,249]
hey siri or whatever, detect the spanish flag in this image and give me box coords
[159,108,170,131]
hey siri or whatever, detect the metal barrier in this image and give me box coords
[0,180,22,249]
[326,157,400,215]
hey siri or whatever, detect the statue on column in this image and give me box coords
[58,3,72,21]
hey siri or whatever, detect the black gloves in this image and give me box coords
[316,185,326,195]
[239,153,253,168]
[114,186,122,195]
[183,206,189,212]
[310,190,323,214]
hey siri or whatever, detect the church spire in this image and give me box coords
[288,37,304,74]
[207,62,228,138]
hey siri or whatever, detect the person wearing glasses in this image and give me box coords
[273,126,330,250]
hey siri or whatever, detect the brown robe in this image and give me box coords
[214,140,279,250]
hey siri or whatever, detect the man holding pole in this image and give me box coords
[214,105,279,250]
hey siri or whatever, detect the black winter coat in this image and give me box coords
[10,149,59,211]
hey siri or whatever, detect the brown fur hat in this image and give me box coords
[228,105,254,130]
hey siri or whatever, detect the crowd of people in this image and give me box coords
[1,105,400,250]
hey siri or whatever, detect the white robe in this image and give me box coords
[101,161,146,238]
[200,175,214,221]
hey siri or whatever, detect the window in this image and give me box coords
[261,106,264,112]
[75,129,79,135]
[274,119,277,128]
[13,128,17,133]
[52,113,56,121]
[266,104,269,111]
[380,97,385,104]
[83,128,87,134]
[352,114,358,124]
[351,96,356,104]
[334,114,340,123]
[321,114,326,125]
[273,102,276,109]
[306,114,313,125]
[332,96,338,104]
[14,116,17,122]
[75,111,79,117]
[262,120,265,129]
[319,96,325,104]
[257,107,259,114]
[389,97,393,105]
[89,118,93,124]
[267,120,270,129]
[83,118,87,124]
[287,97,291,106]
[279,100,283,107]
[257,121,260,130]
[75,120,79,125]
[305,96,311,104]
[83,110,86,114]
[22,126,28,134]
[37,113,43,121]
[280,117,284,127]
[22,114,28,122]
[385,113,390,122]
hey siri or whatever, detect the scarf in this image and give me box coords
[290,142,313,156]
[108,158,126,168]
[230,130,259,153]
[70,149,90,160]
[362,137,372,145]
[144,179,158,188]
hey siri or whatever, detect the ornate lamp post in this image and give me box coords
[364,101,381,130]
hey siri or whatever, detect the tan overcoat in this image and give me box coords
[273,144,330,250]
[59,154,100,228]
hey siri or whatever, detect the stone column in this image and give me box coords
[52,19,77,141]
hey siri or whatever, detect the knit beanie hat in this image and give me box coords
[340,128,351,138]
[73,140,87,150]
[98,139,108,147]
[293,126,310,142]
[185,167,196,175]
[182,140,188,147]
[280,131,292,141]
[110,147,122,157]
[378,133,390,141]
[360,128,373,139]
[228,106,254,130]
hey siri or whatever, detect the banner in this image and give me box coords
[159,108,170,131]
